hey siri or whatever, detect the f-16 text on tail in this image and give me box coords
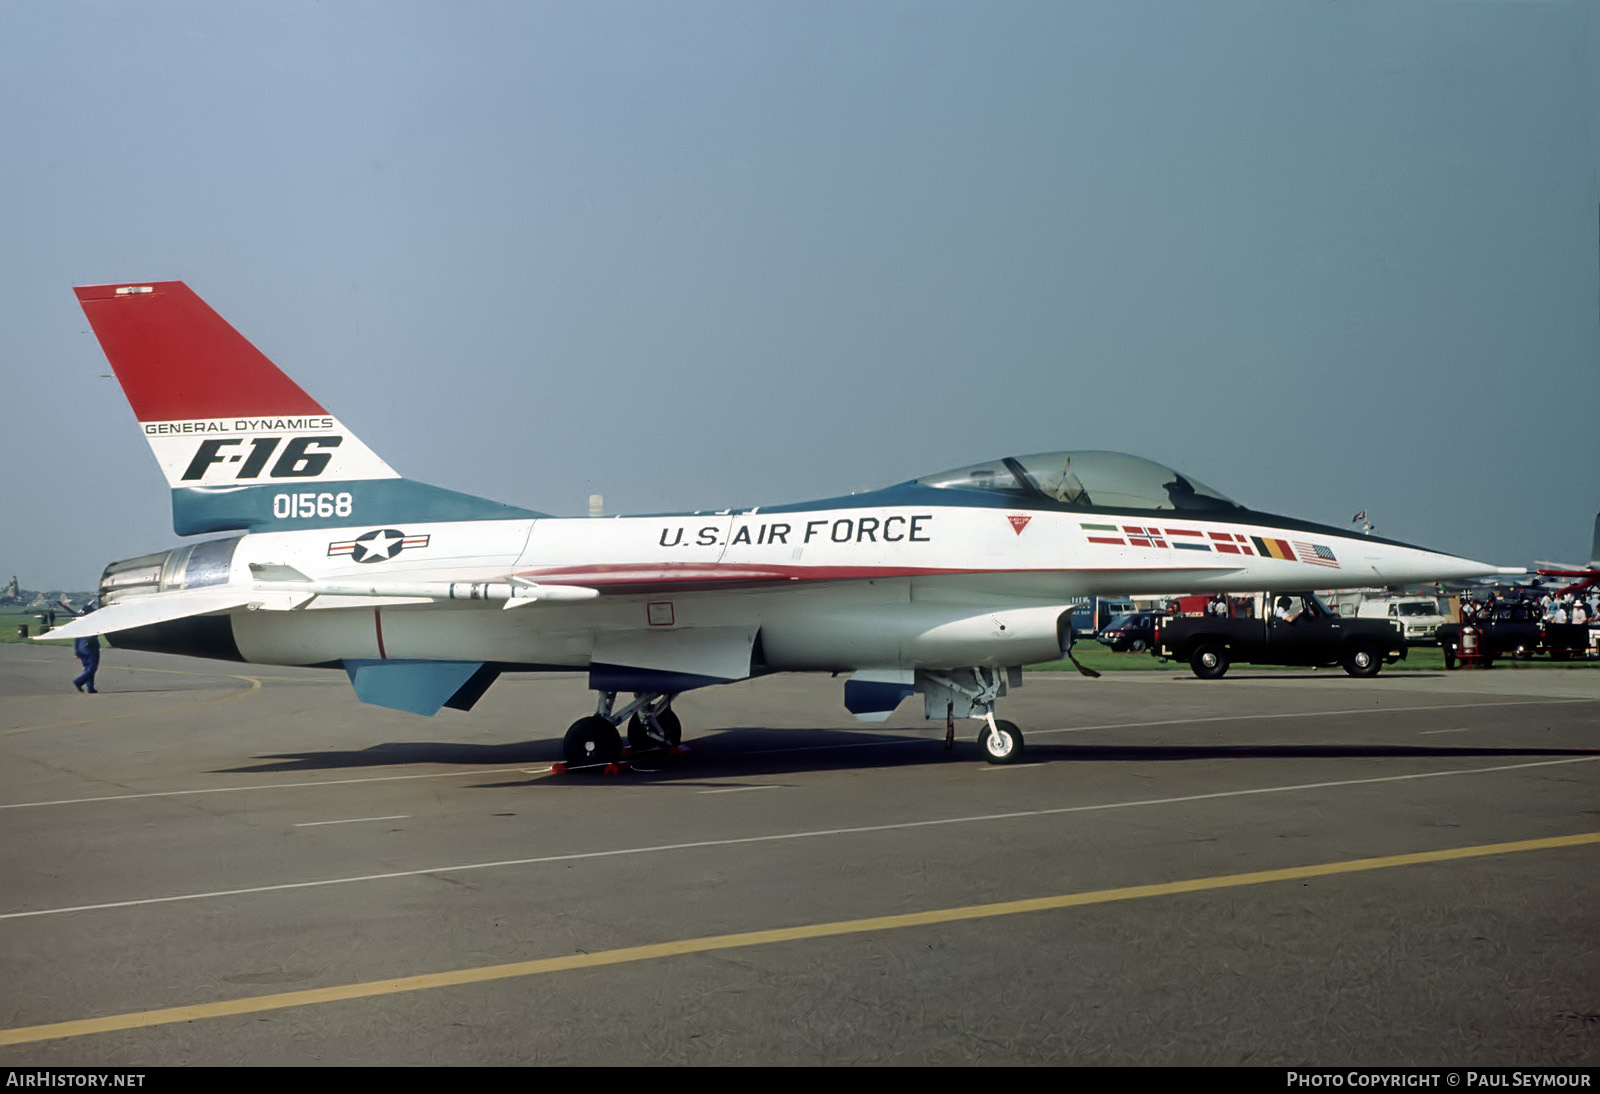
[47,281,1515,767]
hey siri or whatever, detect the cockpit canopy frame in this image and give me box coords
[913,450,1240,514]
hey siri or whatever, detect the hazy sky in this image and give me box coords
[3,1,1596,590]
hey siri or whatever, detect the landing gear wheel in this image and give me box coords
[980,719,1024,765]
[1343,641,1382,678]
[1190,642,1229,680]
[627,708,682,751]
[564,716,621,770]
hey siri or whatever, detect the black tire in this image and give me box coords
[626,708,682,751]
[1190,642,1229,679]
[1343,641,1382,677]
[1442,644,1457,670]
[1130,638,1147,652]
[980,719,1024,765]
[563,716,621,769]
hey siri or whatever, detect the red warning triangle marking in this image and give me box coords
[1007,515,1032,535]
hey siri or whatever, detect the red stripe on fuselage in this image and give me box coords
[74,282,326,421]
[511,561,1230,592]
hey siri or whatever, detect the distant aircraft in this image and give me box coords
[1533,514,1600,597]
[45,282,1519,766]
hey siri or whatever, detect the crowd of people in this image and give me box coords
[1539,591,1598,625]
[1459,589,1599,625]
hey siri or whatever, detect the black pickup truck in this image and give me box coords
[1154,591,1407,678]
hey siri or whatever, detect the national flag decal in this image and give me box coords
[1208,531,1255,556]
[1076,523,1336,567]
[1164,527,1212,552]
[1080,522,1125,546]
[1250,536,1296,561]
[1293,541,1341,568]
[1123,525,1168,549]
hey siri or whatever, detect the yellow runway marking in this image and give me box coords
[2,662,263,736]
[2,830,1593,1047]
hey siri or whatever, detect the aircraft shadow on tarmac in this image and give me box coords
[489,739,1600,790]
[214,727,1598,785]
[216,739,561,773]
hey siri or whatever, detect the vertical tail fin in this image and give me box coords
[76,281,541,534]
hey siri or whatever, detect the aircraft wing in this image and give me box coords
[34,589,310,642]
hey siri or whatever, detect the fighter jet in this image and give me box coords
[44,281,1518,767]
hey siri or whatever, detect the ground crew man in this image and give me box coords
[73,633,100,693]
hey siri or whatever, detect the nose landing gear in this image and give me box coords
[921,667,1029,765]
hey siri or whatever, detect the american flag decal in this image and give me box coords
[1293,541,1340,568]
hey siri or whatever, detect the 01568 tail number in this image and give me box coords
[273,492,353,520]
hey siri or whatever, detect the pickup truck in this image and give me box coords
[1154,591,1407,678]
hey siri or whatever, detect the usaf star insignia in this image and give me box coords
[328,529,431,563]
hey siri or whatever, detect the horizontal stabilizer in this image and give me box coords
[343,659,500,716]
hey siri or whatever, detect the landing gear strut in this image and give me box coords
[561,691,682,771]
[922,667,1028,765]
[979,715,1025,765]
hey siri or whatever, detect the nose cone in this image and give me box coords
[1366,544,1518,586]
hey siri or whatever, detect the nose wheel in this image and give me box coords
[979,718,1024,764]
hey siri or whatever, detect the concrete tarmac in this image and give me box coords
[1,644,1596,1066]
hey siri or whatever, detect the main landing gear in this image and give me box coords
[560,691,682,772]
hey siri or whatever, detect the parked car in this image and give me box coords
[1097,612,1158,652]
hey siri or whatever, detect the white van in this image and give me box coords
[1355,597,1449,643]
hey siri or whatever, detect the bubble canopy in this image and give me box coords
[913,451,1240,513]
